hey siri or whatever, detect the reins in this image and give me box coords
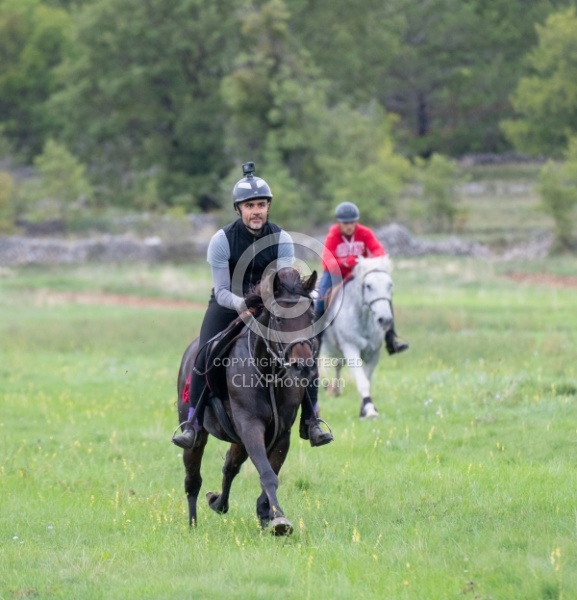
[247,301,316,452]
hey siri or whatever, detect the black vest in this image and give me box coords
[223,219,282,295]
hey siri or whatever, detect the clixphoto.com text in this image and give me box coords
[231,374,345,389]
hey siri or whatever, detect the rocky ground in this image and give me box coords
[0,222,554,267]
[3,222,574,312]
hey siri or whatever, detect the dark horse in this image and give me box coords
[176,267,318,535]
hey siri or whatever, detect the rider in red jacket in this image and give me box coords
[316,201,409,355]
[321,220,386,279]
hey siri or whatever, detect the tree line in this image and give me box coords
[1,0,577,248]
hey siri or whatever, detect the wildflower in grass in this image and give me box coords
[352,528,360,543]
[550,547,561,572]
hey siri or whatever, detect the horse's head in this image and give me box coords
[353,256,394,331]
[246,267,318,381]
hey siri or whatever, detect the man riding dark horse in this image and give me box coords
[172,161,333,450]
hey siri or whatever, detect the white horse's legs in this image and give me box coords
[360,402,379,418]
[339,343,380,418]
[339,344,371,397]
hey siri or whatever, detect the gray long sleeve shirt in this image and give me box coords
[206,228,295,311]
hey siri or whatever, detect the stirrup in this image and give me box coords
[171,422,200,449]
[308,418,333,447]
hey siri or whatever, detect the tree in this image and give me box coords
[50,0,240,210]
[0,0,71,159]
[289,0,563,157]
[502,7,577,157]
[222,0,410,228]
[19,140,93,228]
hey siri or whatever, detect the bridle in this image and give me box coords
[246,293,317,452]
[360,268,393,311]
[249,296,317,373]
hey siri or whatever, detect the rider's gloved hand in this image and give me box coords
[244,295,263,312]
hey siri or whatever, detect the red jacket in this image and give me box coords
[321,223,386,279]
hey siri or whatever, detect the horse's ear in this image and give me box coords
[304,270,317,293]
[272,271,282,295]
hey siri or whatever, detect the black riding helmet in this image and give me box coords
[335,201,360,222]
[232,161,273,207]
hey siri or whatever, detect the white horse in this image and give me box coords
[319,255,394,418]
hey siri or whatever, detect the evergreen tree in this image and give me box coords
[222,0,409,227]
[0,0,71,159]
[502,6,577,157]
[50,0,240,209]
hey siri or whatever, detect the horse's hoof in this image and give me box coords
[270,517,293,536]
[360,402,379,419]
[206,491,228,514]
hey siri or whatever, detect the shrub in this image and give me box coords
[0,171,16,233]
[538,138,577,252]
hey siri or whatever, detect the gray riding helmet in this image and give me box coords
[335,201,360,222]
[232,161,273,206]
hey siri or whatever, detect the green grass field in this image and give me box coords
[1,257,576,599]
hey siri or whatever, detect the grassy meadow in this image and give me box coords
[1,252,576,599]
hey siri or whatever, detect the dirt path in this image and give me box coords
[34,290,206,309]
[33,272,577,309]
[506,273,577,289]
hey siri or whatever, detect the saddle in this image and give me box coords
[196,316,248,380]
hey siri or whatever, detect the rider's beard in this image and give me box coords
[244,214,268,235]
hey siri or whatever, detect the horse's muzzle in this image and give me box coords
[287,357,315,380]
[376,315,393,330]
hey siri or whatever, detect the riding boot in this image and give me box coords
[385,328,409,355]
[172,370,206,449]
[299,379,333,447]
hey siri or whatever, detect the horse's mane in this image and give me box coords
[354,255,393,280]
[244,267,311,314]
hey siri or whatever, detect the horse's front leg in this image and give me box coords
[241,426,291,534]
[182,430,209,527]
[206,443,248,514]
[339,342,379,418]
[254,431,293,535]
